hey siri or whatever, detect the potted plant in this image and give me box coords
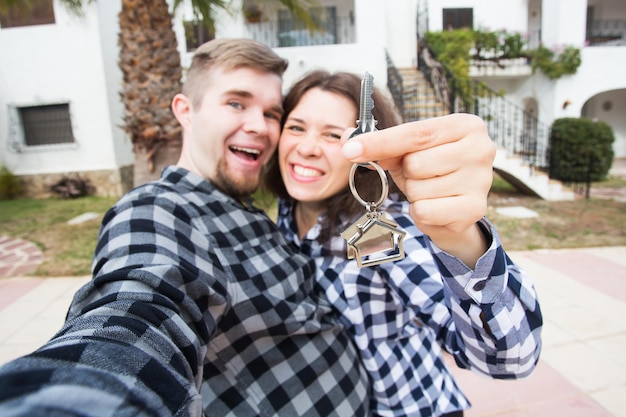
[244,4,262,23]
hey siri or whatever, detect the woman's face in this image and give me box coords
[278,88,357,207]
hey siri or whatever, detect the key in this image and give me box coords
[349,71,377,139]
[341,72,406,267]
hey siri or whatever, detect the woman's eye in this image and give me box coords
[325,132,342,140]
[286,125,304,132]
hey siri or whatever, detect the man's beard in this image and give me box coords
[213,158,260,199]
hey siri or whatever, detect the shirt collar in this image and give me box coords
[161,165,262,213]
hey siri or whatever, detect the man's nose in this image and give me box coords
[243,110,269,135]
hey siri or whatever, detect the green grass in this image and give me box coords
[487,173,626,251]
[1,172,625,276]
[0,196,118,276]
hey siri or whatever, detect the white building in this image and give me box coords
[1,0,624,197]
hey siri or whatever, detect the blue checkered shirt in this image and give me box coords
[277,198,543,417]
[0,166,370,417]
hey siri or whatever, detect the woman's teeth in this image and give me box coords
[294,165,321,177]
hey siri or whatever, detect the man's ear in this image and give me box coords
[172,93,192,129]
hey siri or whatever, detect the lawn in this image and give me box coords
[0,196,117,276]
[487,174,626,250]
[1,174,625,276]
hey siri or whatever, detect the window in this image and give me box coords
[442,8,473,30]
[0,0,55,29]
[18,103,75,147]
[183,20,215,51]
[278,7,337,47]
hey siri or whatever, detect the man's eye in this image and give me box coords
[228,101,243,109]
[265,112,281,122]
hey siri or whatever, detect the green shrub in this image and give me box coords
[0,166,23,200]
[424,29,581,111]
[549,118,615,182]
[529,45,581,80]
[425,29,582,80]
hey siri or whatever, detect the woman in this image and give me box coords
[264,70,542,417]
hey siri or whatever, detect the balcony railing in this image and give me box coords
[417,43,550,169]
[247,15,355,48]
[587,19,626,46]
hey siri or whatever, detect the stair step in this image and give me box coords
[392,67,450,121]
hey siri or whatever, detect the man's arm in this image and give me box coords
[0,193,226,416]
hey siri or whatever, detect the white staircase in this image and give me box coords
[392,63,572,201]
[493,149,575,201]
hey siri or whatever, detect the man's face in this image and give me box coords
[175,66,283,198]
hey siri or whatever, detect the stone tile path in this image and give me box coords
[0,235,43,279]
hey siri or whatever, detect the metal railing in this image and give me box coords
[417,41,451,112]
[386,53,404,119]
[417,43,550,169]
[465,87,551,168]
[246,15,355,48]
[587,19,626,46]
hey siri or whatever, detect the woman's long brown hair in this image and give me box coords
[263,70,405,242]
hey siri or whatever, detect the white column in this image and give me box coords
[541,0,587,47]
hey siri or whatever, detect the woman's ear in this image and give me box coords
[171,93,192,129]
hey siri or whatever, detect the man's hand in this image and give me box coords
[341,113,496,268]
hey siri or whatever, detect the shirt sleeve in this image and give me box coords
[0,191,228,416]
[426,217,543,378]
[385,210,542,380]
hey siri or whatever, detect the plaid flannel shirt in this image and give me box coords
[277,198,543,417]
[0,166,370,417]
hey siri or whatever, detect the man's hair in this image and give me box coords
[183,38,289,107]
[263,70,405,242]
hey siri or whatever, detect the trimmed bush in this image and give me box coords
[549,117,615,182]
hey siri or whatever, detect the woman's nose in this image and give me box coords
[296,132,322,156]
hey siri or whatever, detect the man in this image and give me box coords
[0,38,369,417]
[0,39,540,416]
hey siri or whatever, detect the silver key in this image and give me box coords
[341,72,406,267]
[349,71,377,139]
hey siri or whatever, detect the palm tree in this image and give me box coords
[117,0,320,185]
[1,0,318,186]
[118,0,184,186]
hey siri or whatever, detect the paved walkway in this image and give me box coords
[1,246,626,416]
[0,236,43,278]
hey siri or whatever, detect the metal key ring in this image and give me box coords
[348,161,389,209]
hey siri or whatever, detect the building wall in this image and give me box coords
[3,0,625,197]
[95,1,132,169]
[541,0,587,46]
[428,0,626,158]
[176,0,389,96]
[428,0,528,32]
[0,0,132,179]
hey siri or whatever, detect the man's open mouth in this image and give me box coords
[230,145,260,161]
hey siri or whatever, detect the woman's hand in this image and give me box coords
[341,113,496,268]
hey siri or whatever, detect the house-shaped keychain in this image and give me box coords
[341,211,407,267]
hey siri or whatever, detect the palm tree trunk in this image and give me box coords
[119,0,183,186]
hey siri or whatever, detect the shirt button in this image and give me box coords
[472,280,487,291]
